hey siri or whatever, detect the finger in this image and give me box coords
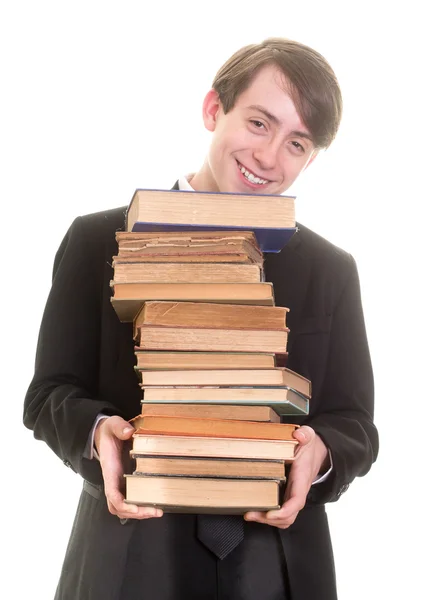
[117,506,164,520]
[244,511,268,522]
[101,461,125,504]
[122,510,163,520]
[103,468,162,518]
[107,491,163,517]
[262,515,298,529]
[244,511,296,529]
[266,499,302,522]
[107,498,163,519]
[107,489,139,515]
[267,473,309,521]
[99,440,128,494]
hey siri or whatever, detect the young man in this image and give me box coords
[24,38,378,600]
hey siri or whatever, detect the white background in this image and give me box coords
[1,1,430,598]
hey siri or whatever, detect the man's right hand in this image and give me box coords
[94,415,163,520]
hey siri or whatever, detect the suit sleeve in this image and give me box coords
[23,217,122,485]
[306,255,379,504]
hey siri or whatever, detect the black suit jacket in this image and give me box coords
[24,190,378,599]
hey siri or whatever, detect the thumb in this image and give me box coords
[292,425,315,445]
[109,416,135,440]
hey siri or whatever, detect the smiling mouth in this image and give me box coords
[236,161,270,185]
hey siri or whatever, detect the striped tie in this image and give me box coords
[197,514,244,560]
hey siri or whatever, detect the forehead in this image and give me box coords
[235,64,305,128]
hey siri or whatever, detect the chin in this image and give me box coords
[215,179,239,195]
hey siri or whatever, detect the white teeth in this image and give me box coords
[238,162,268,185]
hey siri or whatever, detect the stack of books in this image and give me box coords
[109,188,309,513]
[125,413,299,513]
[110,188,298,321]
[110,229,275,321]
[132,300,310,414]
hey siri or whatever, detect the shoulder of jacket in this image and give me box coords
[76,206,127,235]
[296,221,355,270]
[57,206,127,265]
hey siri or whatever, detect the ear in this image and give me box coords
[202,89,222,133]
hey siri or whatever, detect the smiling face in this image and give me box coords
[190,64,318,195]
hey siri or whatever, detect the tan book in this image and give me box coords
[126,189,295,231]
[141,386,309,416]
[131,455,286,480]
[139,368,310,398]
[137,403,282,422]
[133,301,288,340]
[131,431,297,460]
[112,262,262,284]
[124,475,281,513]
[135,326,288,353]
[110,282,275,322]
[129,415,298,441]
[134,351,282,370]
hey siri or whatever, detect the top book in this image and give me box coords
[126,189,297,253]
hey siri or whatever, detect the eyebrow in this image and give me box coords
[247,104,314,142]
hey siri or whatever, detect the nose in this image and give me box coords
[252,139,279,171]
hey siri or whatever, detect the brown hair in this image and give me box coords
[212,38,343,149]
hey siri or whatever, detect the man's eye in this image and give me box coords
[291,141,305,152]
[251,120,265,129]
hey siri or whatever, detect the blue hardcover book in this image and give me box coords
[126,189,298,253]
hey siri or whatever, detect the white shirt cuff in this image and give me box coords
[311,449,333,485]
[84,414,110,460]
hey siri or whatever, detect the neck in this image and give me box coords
[188,161,219,192]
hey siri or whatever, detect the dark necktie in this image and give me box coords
[197,514,244,560]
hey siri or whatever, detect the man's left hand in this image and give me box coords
[244,426,329,529]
